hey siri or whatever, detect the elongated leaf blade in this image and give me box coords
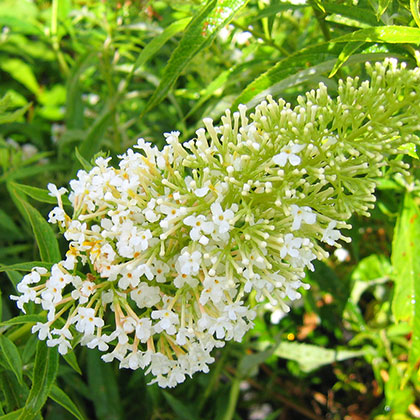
[391,193,420,369]
[0,336,23,384]
[329,41,365,77]
[49,385,86,420]
[0,262,52,273]
[274,341,365,372]
[142,0,249,115]
[18,341,59,420]
[411,0,420,28]
[332,25,420,44]
[9,182,70,206]
[7,183,60,263]
[0,314,46,327]
[87,350,122,420]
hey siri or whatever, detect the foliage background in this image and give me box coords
[0,0,419,419]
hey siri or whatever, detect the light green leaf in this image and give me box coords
[274,341,365,372]
[329,41,365,77]
[0,336,23,384]
[0,408,24,420]
[142,0,249,115]
[391,193,420,368]
[411,0,420,29]
[0,59,40,96]
[376,0,392,19]
[233,48,397,109]
[18,341,59,420]
[49,385,86,420]
[0,103,31,125]
[332,25,420,44]
[350,254,392,304]
[7,184,60,263]
[132,18,191,73]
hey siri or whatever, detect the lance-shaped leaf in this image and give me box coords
[391,193,420,369]
[142,0,249,115]
[18,341,59,420]
[7,183,60,263]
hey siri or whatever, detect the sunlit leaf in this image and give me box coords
[142,0,249,115]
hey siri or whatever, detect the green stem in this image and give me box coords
[222,376,241,420]
[51,0,69,75]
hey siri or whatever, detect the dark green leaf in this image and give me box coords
[18,341,59,420]
[163,392,200,420]
[49,385,86,420]
[62,351,82,375]
[0,335,23,384]
[0,371,28,412]
[7,183,60,263]
[87,350,122,420]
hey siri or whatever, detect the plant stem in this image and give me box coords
[51,0,69,75]
[222,376,241,420]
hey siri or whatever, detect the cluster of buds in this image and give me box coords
[11,60,420,387]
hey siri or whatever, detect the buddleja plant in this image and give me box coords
[11,59,420,388]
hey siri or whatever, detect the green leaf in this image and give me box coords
[0,335,23,384]
[132,17,191,73]
[0,59,40,96]
[162,392,200,420]
[9,182,71,207]
[332,25,420,44]
[375,0,393,19]
[412,0,420,28]
[7,183,60,263]
[0,314,46,327]
[62,351,82,375]
[0,208,23,240]
[351,254,392,304]
[18,341,59,420]
[0,262,53,273]
[77,101,115,161]
[74,147,92,172]
[49,385,86,420]
[0,371,29,412]
[66,52,96,130]
[142,0,249,115]
[238,335,281,378]
[391,193,420,369]
[329,41,365,77]
[87,350,122,420]
[0,409,24,420]
[0,103,31,125]
[323,4,379,28]
[273,341,365,372]
[235,49,398,109]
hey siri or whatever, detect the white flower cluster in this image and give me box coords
[11,59,420,387]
